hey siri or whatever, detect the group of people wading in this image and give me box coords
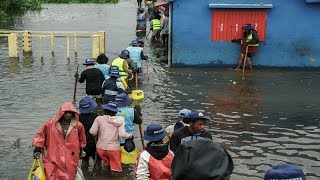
[30,3,306,180]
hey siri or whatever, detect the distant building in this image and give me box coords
[163,0,320,68]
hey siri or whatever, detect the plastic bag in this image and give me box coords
[124,138,135,153]
[121,147,139,164]
[28,159,46,180]
[75,165,85,180]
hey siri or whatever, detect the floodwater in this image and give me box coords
[0,0,320,179]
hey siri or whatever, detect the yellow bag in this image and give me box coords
[28,159,46,180]
[129,90,144,101]
[121,146,139,164]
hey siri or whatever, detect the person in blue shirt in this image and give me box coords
[94,54,110,79]
[115,93,142,145]
[126,39,148,73]
[137,8,147,31]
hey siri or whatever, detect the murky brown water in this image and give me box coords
[0,1,320,179]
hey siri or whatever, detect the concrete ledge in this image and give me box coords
[209,3,273,9]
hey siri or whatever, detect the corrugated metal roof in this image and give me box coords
[209,3,273,9]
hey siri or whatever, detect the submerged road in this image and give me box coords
[0,0,319,179]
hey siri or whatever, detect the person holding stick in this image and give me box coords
[76,59,105,104]
[115,93,143,146]
[232,24,259,71]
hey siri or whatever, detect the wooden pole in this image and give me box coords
[22,31,32,53]
[97,31,105,54]
[92,35,100,59]
[40,36,44,59]
[242,46,249,80]
[74,32,78,56]
[67,36,70,59]
[51,32,54,55]
[139,124,145,149]
[8,33,19,58]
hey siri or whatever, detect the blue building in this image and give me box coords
[164,0,320,68]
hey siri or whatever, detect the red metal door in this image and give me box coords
[211,10,267,41]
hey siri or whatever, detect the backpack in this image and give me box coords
[251,30,259,44]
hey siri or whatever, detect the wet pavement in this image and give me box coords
[0,0,320,179]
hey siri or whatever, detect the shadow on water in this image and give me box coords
[0,0,320,180]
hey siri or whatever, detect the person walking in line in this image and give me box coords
[90,101,133,175]
[127,39,148,74]
[111,50,133,79]
[78,96,100,170]
[115,93,142,144]
[171,139,234,180]
[160,13,169,51]
[101,66,126,104]
[135,124,174,180]
[32,102,86,180]
[76,59,105,104]
[232,23,259,71]
[163,109,191,144]
[169,111,212,153]
[137,8,147,31]
[94,54,110,79]
[150,14,161,42]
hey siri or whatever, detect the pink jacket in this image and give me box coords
[32,102,86,180]
[89,115,132,150]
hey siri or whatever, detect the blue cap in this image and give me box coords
[144,124,168,142]
[129,39,141,46]
[101,101,120,112]
[183,111,211,123]
[264,163,306,180]
[79,96,97,114]
[83,58,95,65]
[242,23,254,30]
[119,50,130,59]
[115,93,133,107]
[107,66,121,78]
[178,109,191,118]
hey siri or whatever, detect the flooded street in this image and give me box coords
[0,0,320,179]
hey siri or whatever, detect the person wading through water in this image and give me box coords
[163,109,191,145]
[78,96,101,170]
[89,101,133,176]
[94,54,110,79]
[32,102,86,180]
[169,111,212,153]
[135,124,174,180]
[126,39,148,74]
[76,59,105,104]
[232,23,259,71]
[115,93,142,145]
[111,50,133,88]
[101,66,126,104]
[150,14,161,42]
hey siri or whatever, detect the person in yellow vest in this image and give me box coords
[150,14,161,42]
[232,24,259,71]
[112,50,133,79]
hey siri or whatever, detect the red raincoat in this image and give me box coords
[32,102,86,180]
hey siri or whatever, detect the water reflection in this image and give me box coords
[0,1,320,180]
